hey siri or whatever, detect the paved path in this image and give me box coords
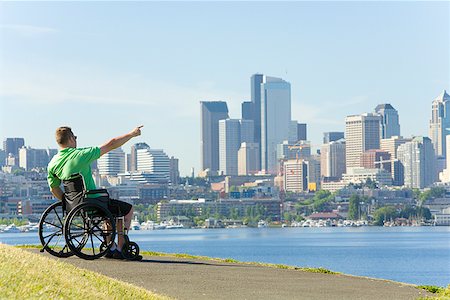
[30,249,431,300]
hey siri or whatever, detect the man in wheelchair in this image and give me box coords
[47,125,143,260]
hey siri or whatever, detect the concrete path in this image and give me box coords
[30,249,431,300]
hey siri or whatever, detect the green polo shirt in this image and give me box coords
[47,147,101,191]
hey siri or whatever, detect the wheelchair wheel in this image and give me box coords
[64,202,115,260]
[122,241,140,260]
[38,201,74,258]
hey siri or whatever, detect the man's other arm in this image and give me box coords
[100,126,143,156]
[50,186,64,201]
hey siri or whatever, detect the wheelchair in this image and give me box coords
[38,173,140,260]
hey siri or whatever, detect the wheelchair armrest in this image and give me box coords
[86,189,109,195]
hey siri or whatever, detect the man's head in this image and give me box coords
[55,126,77,148]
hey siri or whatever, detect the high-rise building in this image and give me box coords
[200,101,229,174]
[360,149,391,172]
[219,119,241,175]
[345,113,381,169]
[238,142,260,175]
[297,123,307,141]
[429,90,450,157]
[97,148,125,176]
[320,139,346,180]
[136,148,170,183]
[130,142,150,172]
[323,132,344,144]
[239,119,255,143]
[3,138,25,157]
[261,76,292,174]
[397,136,436,189]
[380,136,411,159]
[18,147,55,171]
[0,150,5,167]
[375,104,400,139]
[251,74,264,145]
[277,140,311,162]
[241,101,253,120]
[283,159,308,192]
[169,156,180,185]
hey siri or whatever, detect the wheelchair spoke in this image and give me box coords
[91,231,105,244]
[43,220,62,229]
[53,207,64,227]
[43,231,60,240]
[53,233,63,249]
[90,234,95,256]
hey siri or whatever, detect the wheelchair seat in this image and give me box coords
[62,173,110,213]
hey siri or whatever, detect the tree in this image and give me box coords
[348,194,360,220]
[373,206,398,226]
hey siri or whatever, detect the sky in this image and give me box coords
[0,1,449,176]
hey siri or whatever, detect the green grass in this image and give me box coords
[1,244,171,300]
[417,285,450,300]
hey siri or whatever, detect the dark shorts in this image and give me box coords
[108,199,132,217]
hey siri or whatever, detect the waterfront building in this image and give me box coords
[97,148,125,176]
[320,139,346,180]
[200,101,229,174]
[238,142,260,175]
[323,132,344,144]
[342,167,392,186]
[429,90,450,158]
[260,76,292,174]
[375,104,400,139]
[297,123,307,141]
[169,156,180,185]
[397,136,436,189]
[345,113,381,169]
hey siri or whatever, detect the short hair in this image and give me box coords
[55,126,73,146]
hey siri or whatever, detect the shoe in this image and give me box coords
[112,250,125,260]
[132,254,143,261]
[104,250,114,258]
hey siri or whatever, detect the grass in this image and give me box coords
[0,243,172,300]
[417,285,450,300]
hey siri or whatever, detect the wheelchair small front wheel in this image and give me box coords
[122,241,140,260]
[64,202,116,260]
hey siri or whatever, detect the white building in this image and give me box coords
[219,119,241,176]
[320,139,346,180]
[397,136,436,189]
[238,142,260,175]
[283,159,307,192]
[136,148,170,182]
[345,113,381,169]
[342,167,392,186]
[260,76,292,174]
[429,90,450,158]
[97,148,125,176]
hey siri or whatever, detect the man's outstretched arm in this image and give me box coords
[100,125,143,156]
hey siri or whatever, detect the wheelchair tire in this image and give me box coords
[122,241,140,260]
[38,201,74,258]
[64,202,116,260]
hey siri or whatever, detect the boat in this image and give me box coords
[130,217,141,230]
[2,224,21,233]
[257,220,267,228]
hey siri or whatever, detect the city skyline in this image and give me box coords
[0,2,448,175]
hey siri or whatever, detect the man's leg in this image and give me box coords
[116,207,133,251]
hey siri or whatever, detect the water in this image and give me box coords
[2,226,449,287]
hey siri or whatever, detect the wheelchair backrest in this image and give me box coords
[62,173,86,212]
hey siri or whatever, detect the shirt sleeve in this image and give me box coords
[77,147,101,164]
[47,170,61,188]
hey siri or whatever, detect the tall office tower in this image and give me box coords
[219,119,241,176]
[277,140,311,162]
[320,139,346,180]
[380,136,411,159]
[97,148,125,176]
[251,74,264,144]
[18,147,52,171]
[239,119,255,143]
[3,138,25,156]
[283,159,308,192]
[429,90,450,157]
[345,113,381,169]
[200,101,229,174]
[306,155,321,191]
[0,150,5,167]
[440,135,450,183]
[242,101,253,120]
[397,136,436,189]
[130,142,150,172]
[360,149,391,172]
[136,148,170,182]
[238,142,260,175]
[289,121,299,143]
[169,156,180,185]
[375,104,400,139]
[261,76,292,174]
[323,132,344,144]
[297,123,307,141]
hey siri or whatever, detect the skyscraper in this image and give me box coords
[200,101,229,174]
[429,90,450,157]
[130,142,150,172]
[3,138,25,156]
[18,147,54,171]
[375,104,400,139]
[137,148,170,183]
[297,123,307,141]
[397,136,436,189]
[345,113,381,169]
[251,74,264,145]
[219,119,241,175]
[261,76,292,174]
[169,156,180,185]
[238,142,260,175]
[320,139,346,180]
[323,132,344,144]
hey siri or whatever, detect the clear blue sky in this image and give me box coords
[0,1,449,176]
